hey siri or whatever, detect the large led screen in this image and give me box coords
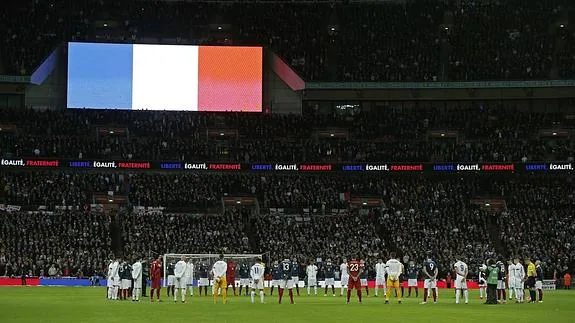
[66,42,263,112]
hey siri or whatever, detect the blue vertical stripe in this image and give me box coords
[67,43,133,109]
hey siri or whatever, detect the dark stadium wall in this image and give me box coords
[263,50,303,114]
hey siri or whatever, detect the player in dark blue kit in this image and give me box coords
[279,258,295,304]
[292,257,301,296]
[167,261,175,297]
[323,259,336,296]
[407,261,419,297]
[270,261,282,296]
[198,262,209,296]
[496,260,506,303]
[360,261,369,296]
[421,255,438,304]
[238,263,250,296]
[535,260,544,302]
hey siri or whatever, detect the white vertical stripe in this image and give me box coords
[131,44,198,111]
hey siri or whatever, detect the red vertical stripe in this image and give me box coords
[198,46,263,112]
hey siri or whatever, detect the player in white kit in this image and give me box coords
[374,258,387,297]
[185,259,194,297]
[131,258,143,301]
[106,260,114,300]
[453,257,469,304]
[512,257,525,303]
[340,259,349,296]
[250,258,266,304]
[173,256,188,303]
[306,261,318,296]
[110,258,121,300]
[507,260,515,301]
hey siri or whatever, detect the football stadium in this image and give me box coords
[0,0,573,322]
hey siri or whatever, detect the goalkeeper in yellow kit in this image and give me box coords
[212,254,228,304]
[385,252,404,304]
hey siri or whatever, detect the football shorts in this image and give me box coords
[497,280,505,289]
[454,276,467,289]
[408,279,418,287]
[121,279,132,289]
[251,279,264,290]
[271,279,281,287]
[198,278,209,286]
[360,279,368,286]
[375,276,386,287]
[324,278,335,286]
[175,277,187,289]
[424,279,437,289]
[292,276,299,285]
[167,275,175,286]
[280,279,294,289]
[340,275,349,286]
[239,278,250,287]
[307,278,317,287]
[535,281,543,289]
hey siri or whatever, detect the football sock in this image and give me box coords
[538,289,543,301]
[502,289,506,300]
[296,286,300,296]
[314,286,317,295]
[233,286,237,296]
[307,286,310,295]
[530,290,536,302]
[325,286,328,295]
[415,287,418,297]
[423,288,428,302]
[278,288,283,303]
[346,289,351,302]
[357,289,362,302]
[509,287,514,299]
[250,291,255,303]
[270,286,274,296]
[332,286,335,295]
[260,290,264,303]
[456,289,461,303]
[289,289,294,303]
[365,286,369,295]
[182,288,186,302]
[432,289,437,302]
[156,288,161,300]
[464,289,469,303]
[239,286,243,296]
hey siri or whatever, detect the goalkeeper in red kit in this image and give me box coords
[150,256,162,302]
[346,256,364,304]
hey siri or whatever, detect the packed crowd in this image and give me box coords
[1,171,572,278]
[2,1,574,81]
[1,106,573,162]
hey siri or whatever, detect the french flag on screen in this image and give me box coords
[67,43,262,112]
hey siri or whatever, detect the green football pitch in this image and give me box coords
[1,287,573,323]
